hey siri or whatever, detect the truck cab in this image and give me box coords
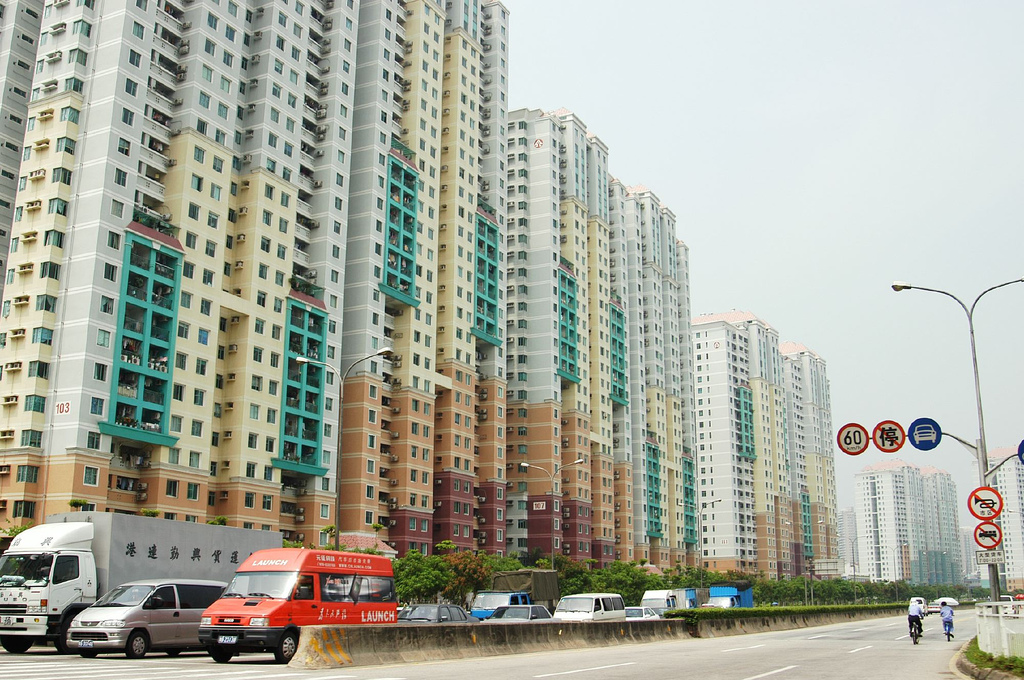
[0,523,98,653]
[470,591,532,620]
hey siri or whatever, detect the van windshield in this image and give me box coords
[96,584,155,607]
[223,571,296,599]
[556,597,594,613]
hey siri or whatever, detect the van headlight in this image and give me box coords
[201,616,212,625]
[100,619,126,628]
[249,617,269,626]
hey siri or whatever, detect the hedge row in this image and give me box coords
[663,603,904,624]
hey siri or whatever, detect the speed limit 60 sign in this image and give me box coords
[837,423,870,456]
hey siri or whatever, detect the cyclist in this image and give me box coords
[908,599,924,639]
[940,600,954,640]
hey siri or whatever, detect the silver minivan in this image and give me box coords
[68,579,225,658]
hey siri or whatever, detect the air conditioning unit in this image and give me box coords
[239,206,249,215]
[235,261,245,270]
[173,98,183,106]
[315,150,324,157]
[296,533,305,541]
[227,373,237,381]
[236,234,246,242]
[254,31,263,39]
[434,501,442,508]
[389,455,399,463]
[0,465,10,475]
[388,499,398,509]
[223,431,233,439]
[389,479,398,486]
[224,402,234,410]
[228,344,238,352]
[313,180,323,188]
[242,154,253,163]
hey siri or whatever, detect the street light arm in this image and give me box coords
[970,277,1024,317]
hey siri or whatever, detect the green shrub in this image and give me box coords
[664,603,903,625]
[965,637,1024,677]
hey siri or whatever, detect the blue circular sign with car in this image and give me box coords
[908,417,942,451]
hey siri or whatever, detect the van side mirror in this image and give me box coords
[146,596,164,609]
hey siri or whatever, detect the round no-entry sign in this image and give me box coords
[872,420,906,454]
[837,423,870,456]
[968,486,1004,521]
[975,521,1003,550]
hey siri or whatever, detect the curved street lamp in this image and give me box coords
[297,345,392,551]
[892,277,1024,602]
[519,458,586,561]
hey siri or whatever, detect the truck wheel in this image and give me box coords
[208,645,235,663]
[0,635,34,654]
[125,630,150,659]
[273,630,298,663]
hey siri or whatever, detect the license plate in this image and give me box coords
[218,635,238,644]
[78,640,93,648]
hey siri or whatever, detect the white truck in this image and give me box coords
[0,512,280,654]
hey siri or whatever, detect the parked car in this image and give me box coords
[397,604,479,624]
[67,579,225,658]
[488,604,555,621]
[625,606,661,620]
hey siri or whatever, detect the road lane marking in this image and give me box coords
[724,644,766,652]
[885,622,900,627]
[849,645,873,653]
[535,663,636,677]
[852,627,870,631]
[807,634,829,639]
[740,666,797,680]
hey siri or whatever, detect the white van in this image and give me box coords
[67,579,225,658]
[554,593,626,622]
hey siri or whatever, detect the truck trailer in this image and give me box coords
[0,512,280,653]
[470,569,559,619]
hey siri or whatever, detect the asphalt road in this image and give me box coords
[0,611,974,680]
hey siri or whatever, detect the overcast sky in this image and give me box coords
[502,0,1024,514]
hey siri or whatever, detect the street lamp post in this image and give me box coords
[519,458,586,563]
[699,498,722,590]
[893,276,1024,603]
[298,346,392,551]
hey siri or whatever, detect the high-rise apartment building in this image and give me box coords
[838,505,858,577]
[0,0,705,568]
[503,107,693,568]
[780,342,838,575]
[692,312,790,577]
[0,0,513,548]
[854,459,963,585]
[691,313,838,579]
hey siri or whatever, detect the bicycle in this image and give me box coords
[943,619,954,641]
[910,619,922,645]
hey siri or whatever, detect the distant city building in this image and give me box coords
[854,460,963,585]
[838,506,858,577]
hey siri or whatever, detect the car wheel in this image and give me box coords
[125,631,150,659]
[273,630,299,664]
[54,618,73,654]
[208,645,235,663]
[79,651,98,659]
[1,635,35,654]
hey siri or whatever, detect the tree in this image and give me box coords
[440,550,492,605]
[392,550,450,604]
[591,561,664,606]
[206,515,228,525]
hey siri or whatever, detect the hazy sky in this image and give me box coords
[502,0,1024,512]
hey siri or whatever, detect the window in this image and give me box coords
[166,480,179,497]
[187,482,199,501]
[244,492,255,508]
[83,466,99,486]
[12,501,35,518]
[16,465,39,483]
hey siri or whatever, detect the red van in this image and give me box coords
[198,548,397,663]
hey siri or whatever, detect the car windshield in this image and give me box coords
[472,593,511,609]
[222,571,296,599]
[95,584,155,607]
[625,608,642,617]
[556,597,593,613]
[398,605,439,621]
[0,553,53,587]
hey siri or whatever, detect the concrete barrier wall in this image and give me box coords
[290,608,903,669]
[291,619,690,669]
